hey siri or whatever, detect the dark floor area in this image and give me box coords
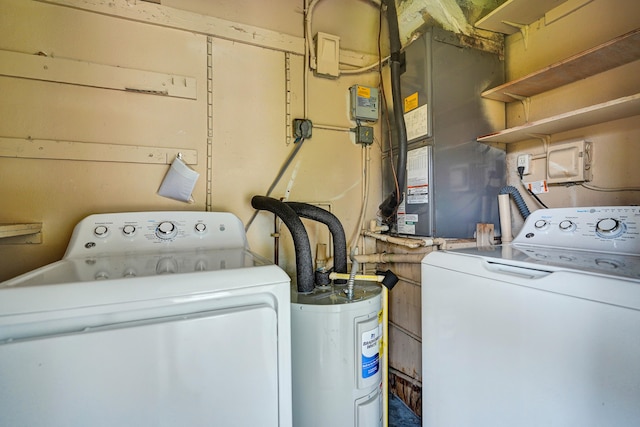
[388,393,421,426]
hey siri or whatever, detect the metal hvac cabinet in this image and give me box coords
[383,28,506,238]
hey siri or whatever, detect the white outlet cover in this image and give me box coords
[547,140,591,183]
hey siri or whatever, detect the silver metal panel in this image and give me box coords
[384,28,505,238]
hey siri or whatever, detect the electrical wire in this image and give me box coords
[518,166,549,209]
[349,145,372,251]
[526,188,549,208]
[245,136,305,231]
[581,183,640,192]
[306,0,388,76]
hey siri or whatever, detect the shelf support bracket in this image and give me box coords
[505,92,532,123]
[502,21,529,49]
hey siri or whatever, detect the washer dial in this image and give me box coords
[94,225,109,238]
[559,220,576,232]
[534,220,549,230]
[122,225,136,236]
[156,221,178,240]
[595,218,625,238]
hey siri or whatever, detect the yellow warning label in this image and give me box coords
[404,92,419,112]
[357,86,371,98]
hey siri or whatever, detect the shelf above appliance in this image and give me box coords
[482,29,640,102]
[477,93,640,144]
[0,223,42,244]
[475,0,569,34]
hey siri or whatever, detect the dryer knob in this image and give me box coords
[195,223,207,234]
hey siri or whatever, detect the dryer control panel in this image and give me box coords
[513,206,640,255]
[64,211,248,258]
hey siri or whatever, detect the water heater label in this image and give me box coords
[361,327,380,379]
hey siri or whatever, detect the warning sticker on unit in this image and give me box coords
[404,92,418,112]
[358,85,371,98]
[407,185,429,204]
[362,327,381,379]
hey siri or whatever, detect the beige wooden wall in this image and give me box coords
[503,0,640,231]
[0,0,385,281]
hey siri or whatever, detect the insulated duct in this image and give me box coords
[286,202,348,284]
[251,196,315,293]
[379,0,408,221]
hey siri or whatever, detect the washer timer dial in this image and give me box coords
[156,221,178,240]
[595,218,625,238]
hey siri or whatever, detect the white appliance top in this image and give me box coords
[0,212,288,319]
[512,206,640,255]
[63,211,248,258]
[446,206,640,282]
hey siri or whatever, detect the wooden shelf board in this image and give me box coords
[478,93,640,144]
[476,0,569,34]
[482,29,640,102]
[0,223,42,239]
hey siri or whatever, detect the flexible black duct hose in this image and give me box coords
[251,196,315,293]
[499,186,531,219]
[379,0,408,220]
[286,202,347,284]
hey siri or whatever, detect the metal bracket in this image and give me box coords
[502,21,529,49]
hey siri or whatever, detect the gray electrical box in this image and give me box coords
[382,28,506,238]
[350,85,379,122]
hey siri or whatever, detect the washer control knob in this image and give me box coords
[194,223,207,234]
[559,220,576,232]
[122,225,136,236]
[534,220,549,230]
[156,221,177,239]
[94,225,109,238]
[596,218,624,238]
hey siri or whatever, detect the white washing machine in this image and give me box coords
[421,206,640,427]
[0,211,292,427]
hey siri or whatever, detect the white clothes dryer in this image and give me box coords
[422,206,640,427]
[0,211,292,427]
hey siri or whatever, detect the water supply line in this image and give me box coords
[251,196,315,293]
[353,252,427,264]
[362,227,447,249]
[286,202,348,284]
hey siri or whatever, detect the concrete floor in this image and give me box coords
[388,393,420,426]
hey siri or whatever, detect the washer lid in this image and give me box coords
[423,248,640,311]
[0,248,290,318]
[439,245,640,282]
